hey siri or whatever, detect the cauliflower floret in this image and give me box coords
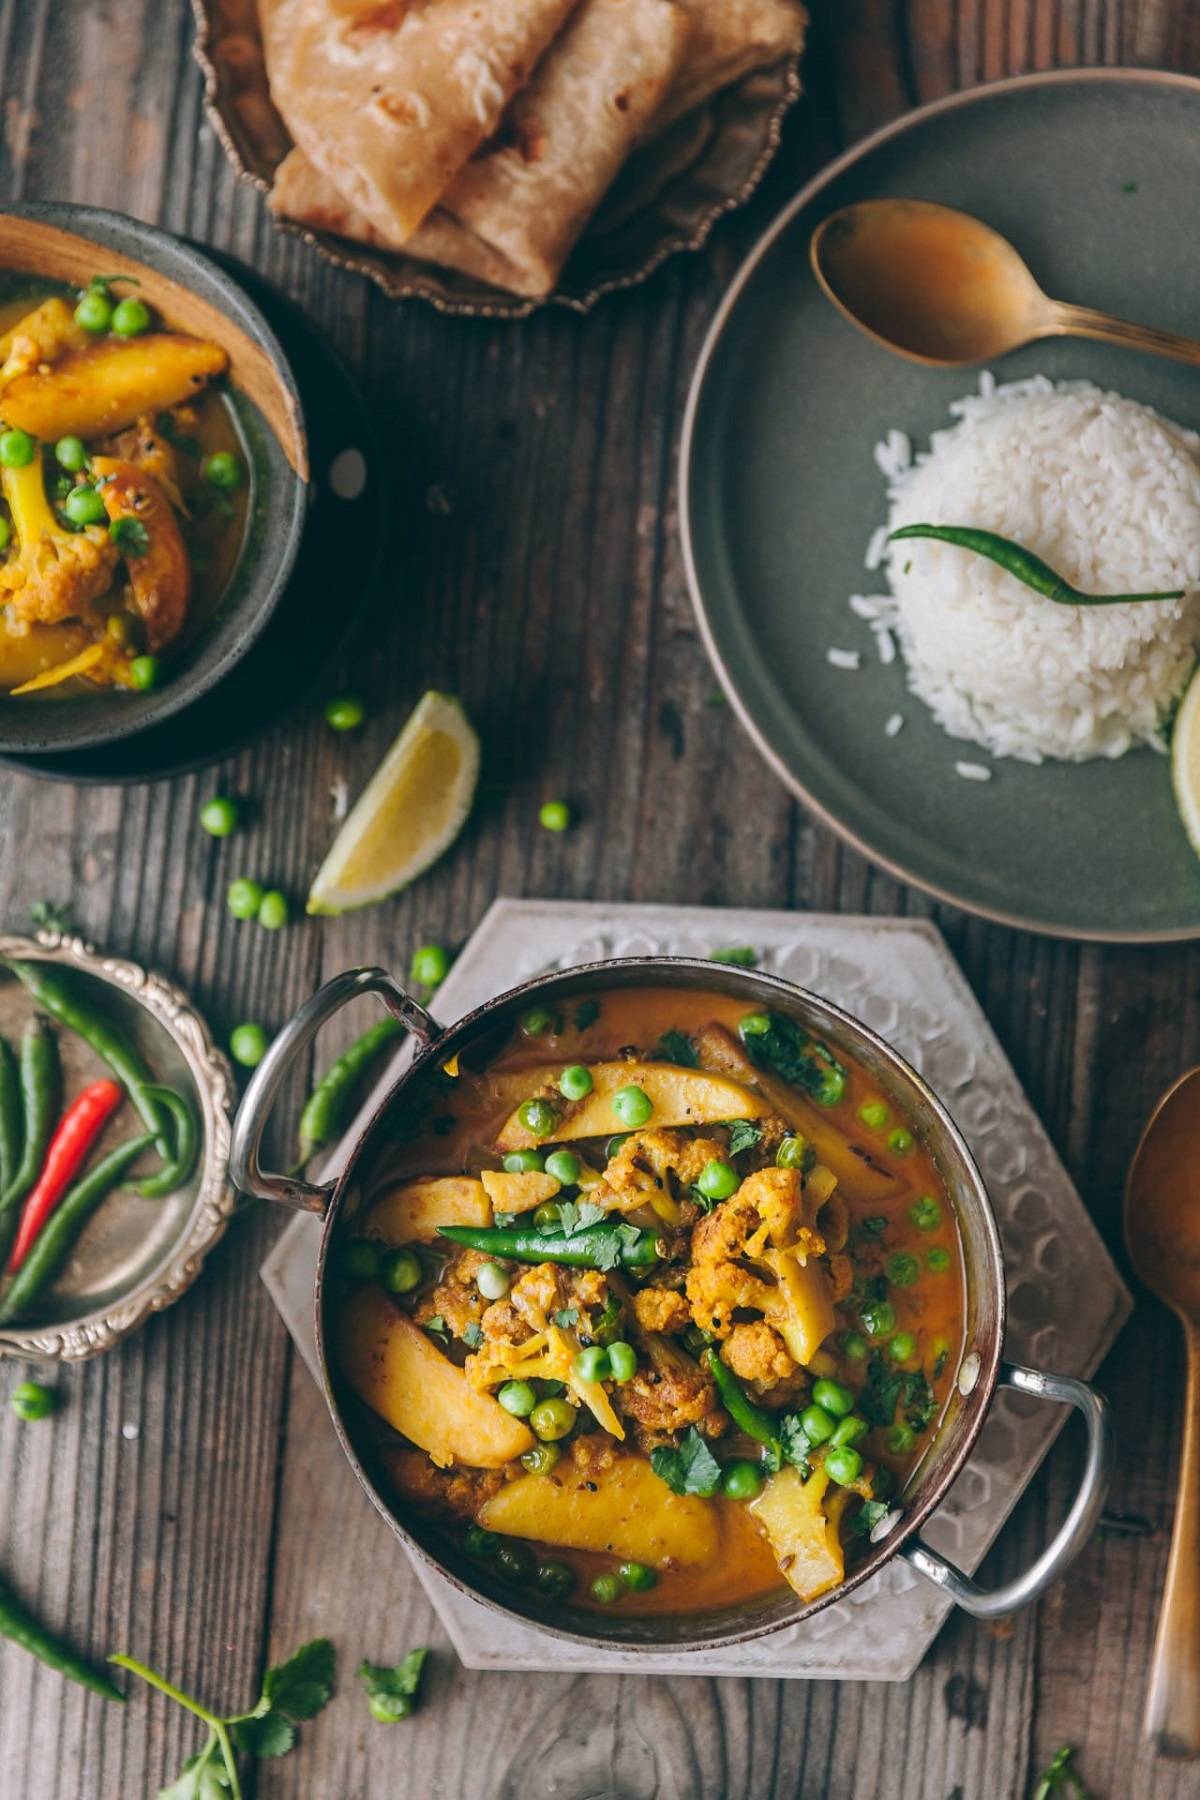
[685,1171,837,1366]
[632,1285,691,1336]
[601,1128,728,1222]
[380,1446,506,1520]
[414,1247,490,1341]
[723,1321,796,1387]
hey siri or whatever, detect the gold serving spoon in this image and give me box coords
[1125,1067,1200,1758]
[810,198,1200,369]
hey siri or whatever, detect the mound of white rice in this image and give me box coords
[857,376,1200,762]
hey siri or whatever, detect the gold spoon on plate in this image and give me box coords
[1125,1067,1200,1758]
[810,198,1200,369]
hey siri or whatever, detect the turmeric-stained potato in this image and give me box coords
[1,334,228,440]
[479,1169,561,1214]
[336,1286,534,1469]
[749,1465,845,1603]
[480,1455,719,1568]
[0,297,88,377]
[495,1061,769,1151]
[363,1175,491,1245]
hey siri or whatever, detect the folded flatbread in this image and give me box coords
[260,0,582,243]
[661,0,807,125]
[270,0,691,296]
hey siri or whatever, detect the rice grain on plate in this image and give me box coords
[858,377,1200,762]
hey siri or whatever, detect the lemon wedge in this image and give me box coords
[1172,663,1200,859]
[307,691,479,914]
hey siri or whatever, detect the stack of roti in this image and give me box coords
[259,0,808,298]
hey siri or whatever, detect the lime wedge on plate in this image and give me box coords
[307,691,480,914]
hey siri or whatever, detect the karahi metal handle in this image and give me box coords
[229,967,441,1213]
[901,1361,1113,1618]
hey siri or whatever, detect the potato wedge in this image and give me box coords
[749,1464,846,1603]
[363,1175,491,1245]
[495,1060,769,1151]
[479,1454,719,1568]
[0,297,88,379]
[479,1169,561,1215]
[1,333,228,440]
[335,1286,533,1469]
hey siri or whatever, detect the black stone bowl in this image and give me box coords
[0,203,309,754]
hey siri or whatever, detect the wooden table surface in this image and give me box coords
[3,2,1200,1795]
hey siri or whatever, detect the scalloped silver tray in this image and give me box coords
[191,0,804,318]
[0,932,236,1362]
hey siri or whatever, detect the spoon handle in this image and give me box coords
[1047,301,1200,368]
[1144,1318,1200,1757]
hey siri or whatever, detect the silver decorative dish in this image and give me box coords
[0,932,235,1362]
[190,0,803,319]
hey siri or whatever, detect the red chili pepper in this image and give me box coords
[6,1080,123,1274]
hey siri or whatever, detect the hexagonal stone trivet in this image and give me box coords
[261,899,1131,1682]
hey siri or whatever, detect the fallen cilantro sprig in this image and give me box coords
[1032,1746,1090,1800]
[111,1638,335,1800]
[356,1648,429,1722]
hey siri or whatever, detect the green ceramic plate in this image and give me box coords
[682,69,1200,941]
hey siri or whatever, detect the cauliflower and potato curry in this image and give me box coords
[0,279,248,698]
[333,988,965,1615]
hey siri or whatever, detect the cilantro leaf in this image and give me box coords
[157,1751,230,1800]
[650,1427,722,1497]
[588,1231,623,1272]
[708,946,759,967]
[849,1499,891,1540]
[725,1119,763,1157]
[655,1029,698,1067]
[109,516,149,558]
[462,1320,484,1349]
[556,1199,604,1237]
[743,1013,847,1101]
[260,1637,336,1721]
[492,1210,517,1229]
[553,1307,579,1329]
[572,1000,600,1031]
[230,1712,295,1758]
[29,898,72,933]
[1033,1746,1090,1800]
[778,1414,813,1475]
[356,1649,428,1722]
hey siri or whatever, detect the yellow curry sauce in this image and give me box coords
[0,286,249,698]
[333,988,966,1617]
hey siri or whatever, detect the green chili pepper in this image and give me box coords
[3,962,169,1155]
[296,1016,404,1168]
[889,524,1185,607]
[0,1019,60,1263]
[438,1221,662,1271]
[0,1132,155,1324]
[0,1035,21,1200]
[128,1085,198,1199]
[704,1348,783,1462]
[0,1572,124,1702]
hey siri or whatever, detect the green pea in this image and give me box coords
[811,1378,854,1418]
[909,1194,941,1231]
[590,1573,622,1604]
[815,1068,847,1108]
[799,1404,835,1445]
[0,428,35,469]
[128,655,160,691]
[324,694,365,731]
[887,1127,915,1154]
[530,1397,576,1441]
[0,516,9,551]
[544,1149,581,1187]
[504,1150,545,1174]
[111,297,151,336]
[613,1085,652,1128]
[886,1421,918,1455]
[476,1262,509,1301]
[520,1007,558,1037]
[926,1247,951,1273]
[840,1330,868,1362]
[464,1524,500,1558]
[498,1380,537,1418]
[229,1022,269,1067]
[535,1560,574,1599]
[720,1459,764,1502]
[617,1561,656,1593]
[518,1097,558,1137]
[226,877,264,920]
[257,890,289,930]
[74,287,113,333]
[522,1442,561,1477]
[573,1346,609,1384]
[776,1134,813,1171]
[531,1202,561,1230]
[199,795,238,837]
[11,1381,55,1422]
[381,1248,422,1295]
[829,1414,868,1449]
[410,943,449,988]
[201,449,243,491]
[59,483,105,527]
[605,1134,632,1160]
[858,1100,890,1130]
[539,800,571,832]
[368,1691,410,1723]
[558,1064,593,1102]
[54,435,88,473]
[886,1252,920,1288]
[860,1300,896,1339]
[824,1446,864,1487]
[888,1332,916,1364]
[738,1011,771,1039]
[696,1158,738,1202]
[606,1342,637,1384]
[495,1543,535,1585]
[340,1239,381,1283]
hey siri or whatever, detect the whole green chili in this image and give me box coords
[129,1085,198,1199]
[704,1348,783,1462]
[0,1131,154,1324]
[0,1019,60,1263]
[0,1572,124,1702]
[438,1221,663,1271]
[0,1035,21,1200]
[296,1016,404,1168]
[3,962,169,1155]
[889,524,1186,606]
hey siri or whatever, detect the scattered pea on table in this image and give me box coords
[229,1022,269,1068]
[409,944,450,988]
[199,795,239,838]
[538,800,571,832]
[11,1381,55,1422]
[325,695,365,731]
